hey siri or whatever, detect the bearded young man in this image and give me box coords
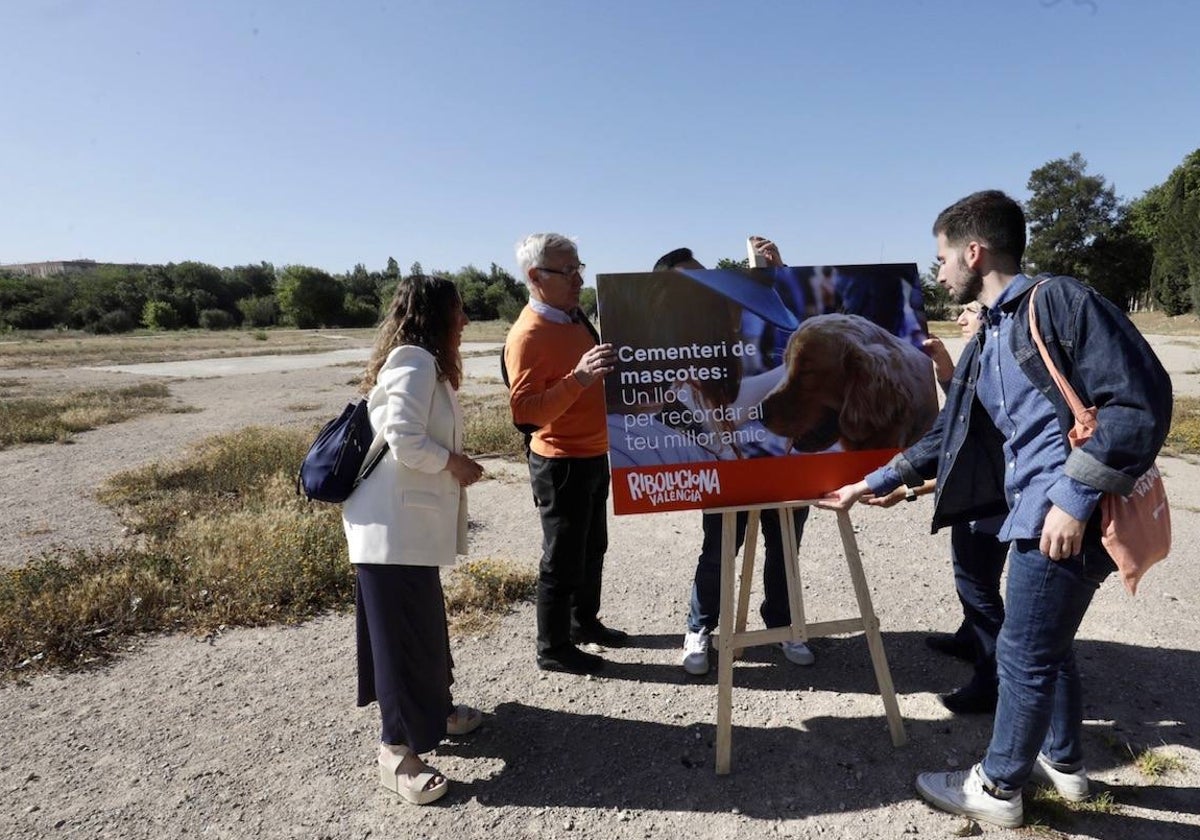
[823,190,1172,828]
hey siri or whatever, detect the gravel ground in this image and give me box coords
[1,338,1199,840]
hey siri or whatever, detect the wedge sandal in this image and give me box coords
[377,746,448,805]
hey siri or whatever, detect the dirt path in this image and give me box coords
[2,338,1199,840]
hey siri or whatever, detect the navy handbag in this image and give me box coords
[296,399,386,502]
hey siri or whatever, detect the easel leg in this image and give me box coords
[836,509,907,746]
[779,505,807,644]
[732,510,759,659]
[715,511,737,775]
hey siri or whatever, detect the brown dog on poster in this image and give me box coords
[760,314,938,452]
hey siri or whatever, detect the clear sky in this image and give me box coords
[2,0,1198,281]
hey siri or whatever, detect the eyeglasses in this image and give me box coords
[536,263,585,278]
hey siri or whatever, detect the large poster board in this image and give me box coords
[597,264,938,515]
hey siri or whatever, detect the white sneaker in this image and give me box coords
[780,640,815,666]
[916,763,1023,829]
[1029,753,1090,802]
[682,630,710,675]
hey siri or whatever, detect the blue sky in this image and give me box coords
[2,0,1198,281]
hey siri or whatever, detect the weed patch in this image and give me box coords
[1103,734,1189,779]
[1165,396,1200,456]
[0,382,179,449]
[461,392,526,459]
[444,558,537,635]
[1133,746,1187,778]
[1023,787,1119,836]
[2,425,532,678]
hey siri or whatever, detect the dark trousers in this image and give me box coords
[355,564,453,754]
[528,453,610,656]
[950,523,1009,693]
[688,506,810,633]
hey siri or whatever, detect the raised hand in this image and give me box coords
[573,342,616,387]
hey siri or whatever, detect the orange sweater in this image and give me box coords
[505,305,609,458]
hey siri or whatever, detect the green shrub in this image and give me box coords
[142,300,182,331]
[237,295,280,327]
[342,295,381,328]
[91,309,136,334]
[198,308,235,330]
[497,298,525,323]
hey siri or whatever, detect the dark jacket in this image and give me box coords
[889,274,1172,533]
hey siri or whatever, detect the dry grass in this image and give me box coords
[461,391,527,459]
[444,558,537,635]
[925,310,1200,341]
[0,328,373,369]
[0,321,508,369]
[0,425,534,678]
[926,320,965,339]
[1165,396,1200,457]
[1128,310,1200,336]
[461,320,512,343]
[0,381,186,449]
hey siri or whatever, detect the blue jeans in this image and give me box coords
[981,538,1110,791]
[687,507,809,633]
[950,522,1008,693]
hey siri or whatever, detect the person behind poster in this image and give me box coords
[605,259,936,473]
[604,243,799,466]
[649,240,815,674]
[822,190,1172,828]
[505,233,626,676]
[871,303,1008,716]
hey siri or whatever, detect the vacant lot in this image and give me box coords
[1,322,1198,840]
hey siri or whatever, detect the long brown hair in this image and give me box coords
[361,275,463,393]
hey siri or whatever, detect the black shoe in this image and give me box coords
[940,684,998,715]
[537,645,605,674]
[570,623,629,648]
[925,632,975,663]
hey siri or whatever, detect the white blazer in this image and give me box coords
[342,345,468,566]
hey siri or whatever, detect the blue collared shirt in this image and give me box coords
[974,275,1101,539]
[868,274,1101,539]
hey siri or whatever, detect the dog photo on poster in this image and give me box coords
[596,264,938,515]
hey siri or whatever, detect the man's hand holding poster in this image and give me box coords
[597,263,938,515]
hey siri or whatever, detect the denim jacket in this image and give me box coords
[889,274,1172,533]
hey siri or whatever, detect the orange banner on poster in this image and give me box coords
[611,449,899,516]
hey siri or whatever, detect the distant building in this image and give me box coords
[0,260,141,278]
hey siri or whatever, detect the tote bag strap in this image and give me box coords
[1028,281,1091,423]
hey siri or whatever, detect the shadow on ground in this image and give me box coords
[439,633,1199,838]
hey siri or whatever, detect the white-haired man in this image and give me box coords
[505,233,623,674]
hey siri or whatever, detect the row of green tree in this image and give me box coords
[3,147,1196,332]
[0,258,532,333]
[917,148,1200,317]
[716,148,1199,321]
[991,147,1198,314]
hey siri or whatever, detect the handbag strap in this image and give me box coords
[1028,281,1091,423]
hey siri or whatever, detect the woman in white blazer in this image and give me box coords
[343,275,484,806]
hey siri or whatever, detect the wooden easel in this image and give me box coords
[711,502,907,775]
